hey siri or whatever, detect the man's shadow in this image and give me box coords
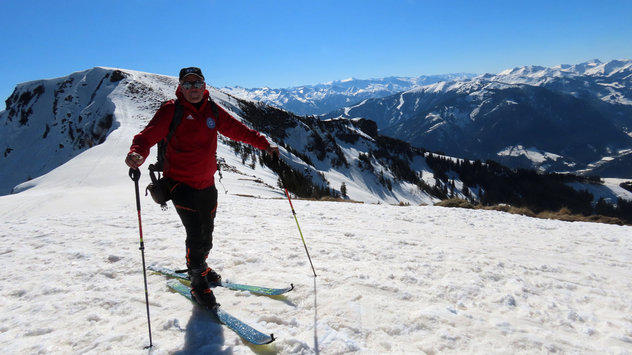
[173,306,230,355]
[171,305,279,355]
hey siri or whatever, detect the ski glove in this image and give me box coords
[125,152,145,169]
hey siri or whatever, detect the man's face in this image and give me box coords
[180,74,205,103]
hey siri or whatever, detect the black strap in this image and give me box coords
[209,99,218,118]
[165,99,184,146]
[149,100,184,173]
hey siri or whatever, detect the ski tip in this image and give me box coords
[289,283,295,291]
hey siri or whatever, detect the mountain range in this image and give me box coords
[321,59,632,177]
[222,60,632,177]
[221,73,476,116]
[1,65,631,218]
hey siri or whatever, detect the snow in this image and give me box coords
[1,69,632,354]
[2,176,632,354]
[498,145,563,164]
[569,178,632,205]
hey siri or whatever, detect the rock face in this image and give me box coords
[1,68,124,194]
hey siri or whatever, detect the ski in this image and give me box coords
[167,280,275,345]
[149,265,294,296]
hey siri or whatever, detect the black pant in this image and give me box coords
[170,181,218,268]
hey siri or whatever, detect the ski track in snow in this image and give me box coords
[1,192,631,354]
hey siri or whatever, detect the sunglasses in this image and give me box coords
[181,80,205,89]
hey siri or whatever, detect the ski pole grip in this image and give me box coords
[129,168,141,182]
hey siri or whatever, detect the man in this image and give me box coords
[125,67,279,307]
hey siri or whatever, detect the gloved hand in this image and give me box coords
[125,152,145,169]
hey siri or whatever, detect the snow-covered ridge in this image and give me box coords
[0,67,125,195]
[496,59,632,79]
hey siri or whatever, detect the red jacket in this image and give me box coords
[129,88,270,189]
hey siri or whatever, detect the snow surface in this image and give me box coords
[497,145,563,164]
[1,70,632,354]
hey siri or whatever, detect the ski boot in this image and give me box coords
[203,266,222,285]
[188,265,217,308]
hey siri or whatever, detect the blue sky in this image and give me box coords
[1,0,631,101]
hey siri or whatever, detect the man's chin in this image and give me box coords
[186,95,204,103]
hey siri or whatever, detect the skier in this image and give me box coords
[125,67,279,308]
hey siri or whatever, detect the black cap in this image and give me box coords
[179,67,204,81]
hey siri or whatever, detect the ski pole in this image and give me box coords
[283,187,317,277]
[129,168,153,349]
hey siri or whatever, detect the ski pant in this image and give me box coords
[169,181,218,269]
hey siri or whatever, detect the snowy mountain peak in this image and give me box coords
[493,59,632,82]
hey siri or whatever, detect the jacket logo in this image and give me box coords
[185,114,194,120]
[206,117,216,129]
